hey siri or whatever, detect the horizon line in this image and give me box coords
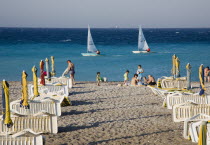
[0,26,210,29]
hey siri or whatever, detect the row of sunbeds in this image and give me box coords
[0,71,72,144]
[149,75,210,144]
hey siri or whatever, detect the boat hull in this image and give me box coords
[132,51,149,53]
[81,53,100,56]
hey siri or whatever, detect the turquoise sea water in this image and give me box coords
[0,28,210,81]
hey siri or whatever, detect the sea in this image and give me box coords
[0,27,210,82]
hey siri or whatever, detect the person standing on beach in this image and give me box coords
[62,60,76,85]
[204,67,210,82]
[96,72,101,86]
[136,65,144,81]
[124,70,129,86]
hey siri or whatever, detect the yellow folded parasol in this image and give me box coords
[32,66,39,98]
[2,80,13,127]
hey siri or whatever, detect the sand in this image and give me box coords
[1,81,209,145]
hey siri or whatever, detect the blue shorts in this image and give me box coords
[69,70,75,75]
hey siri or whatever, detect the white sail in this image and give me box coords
[87,26,98,53]
[138,26,149,51]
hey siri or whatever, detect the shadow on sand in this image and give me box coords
[71,91,96,95]
[58,114,171,133]
[71,100,94,106]
[87,129,179,145]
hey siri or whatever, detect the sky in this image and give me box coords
[0,0,210,28]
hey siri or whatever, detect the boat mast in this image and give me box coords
[138,25,141,51]
[87,25,90,53]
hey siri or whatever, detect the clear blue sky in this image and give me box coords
[0,0,210,28]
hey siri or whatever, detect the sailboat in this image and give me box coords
[81,26,101,56]
[132,26,151,53]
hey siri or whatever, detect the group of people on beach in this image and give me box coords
[124,65,156,86]
[204,66,210,82]
[63,60,156,87]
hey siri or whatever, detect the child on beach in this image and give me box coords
[124,70,129,86]
[136,65,144,81]
[96,72,103,86]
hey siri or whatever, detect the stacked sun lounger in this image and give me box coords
[173,103,210,122]
[163,91,210,144]
[39,76,73,89]
[1,80,68,144]
[149,80,210,144]
[166,93,210,109]
[183,114,210,143]
[29,84,71,106]
[10,98,61,116]
[160,77,187,89]
[0,112,57,135]
[0,129,44,145]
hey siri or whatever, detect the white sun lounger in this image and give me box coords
[147,86,171,98]
[39,77,73,89]
[159,76,187,89]
[183,114,210,143]
[0,129,43,145]
[10,98,61,116]
[0,112,57,135]
[147,86,190,99]
[173,102,210,122]
[29,84,71,106]
[166,93,210,109]
[29,84,69,98]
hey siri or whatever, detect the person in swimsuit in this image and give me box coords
[67,60,76,85]
[147,75,156,85]
[136,65,144,81]
[131,74,138,86]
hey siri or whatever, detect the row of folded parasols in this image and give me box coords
[0,56,72,145]
[149,54,209,145]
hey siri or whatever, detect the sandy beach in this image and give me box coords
[2,81,209,145]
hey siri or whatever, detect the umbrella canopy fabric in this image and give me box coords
[51,56,56,77]
[198,121,207,145]
[32,66,39,98]
[199,64,206,96]
[186,63,192,90]
[171,54,177,78]
[175,57,180,78]
[20,71,30,109]
[2,80,13,128]
[40,60,45,85]
[45,58,50,79]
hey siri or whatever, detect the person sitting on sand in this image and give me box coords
[131,74,138,86]
[204,66,210,82]
[124,70,129,85]
[142,77,148,85]
[147,75,156,85]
